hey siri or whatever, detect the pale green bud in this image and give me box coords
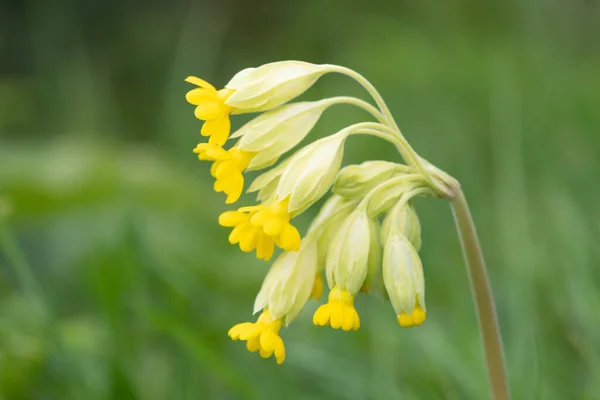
[225,61,330,113]
[231,100,330,170]
[307,195,357,267]
[361,217,383,294]
[325,210,371,294]
[366,177,428,217]
[382,234,426,317]
[246,157,292,202]
[307,195,355,234]
[253,238,318,325]
[333,161,409,199]
[381,202,422,251]
[276,134,346,215]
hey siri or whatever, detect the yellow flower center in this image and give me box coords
[397,303,426,328]
[185,76,235,146]
[310,273,324,300]
[194,144,255,204]
[312,286,360,331]
[218,197,301,260]
[228,309,286,364]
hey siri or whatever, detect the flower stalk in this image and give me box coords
[451,190,510,400]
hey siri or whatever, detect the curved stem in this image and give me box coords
[326,66,451,196]
[357,127,428,175]
[324,96,388,125]
[327,65,400,130]
[451,190,510,400]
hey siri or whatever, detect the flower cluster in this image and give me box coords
[185,61,455,364]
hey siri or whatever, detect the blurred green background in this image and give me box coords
[1,0,600,399]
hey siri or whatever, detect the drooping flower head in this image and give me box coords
[185,61,460,364]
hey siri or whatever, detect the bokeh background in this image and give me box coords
[1,0,600,399]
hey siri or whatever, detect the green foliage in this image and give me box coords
[1,1,600,398]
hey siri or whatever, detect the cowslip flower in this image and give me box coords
[185,77,235,146]
[313,210,372,331]
[382,233,426,327]
[218,197,301,260]
[193,143,255,204]
[229,239,319,363]
[186,62,331,147]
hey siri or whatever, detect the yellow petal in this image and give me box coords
[273,337,285,364]
[329,304,343,330]
[413,307,426,326]
[256,236,275,261]
[259,331,277,353]
[263,217,284,236]
[342,308,355,332]
[229,224,250,244]
[279,224,301,251]
[238,324,262,340]
[185,76,216,91]
[228,322,254,339]
[313,304,331,326]
[239,230,259,252]
[203,115,231,146]
[186,87,217,105]
[219,211,247,227]
[246,336,261,352]
[195,102,222,121]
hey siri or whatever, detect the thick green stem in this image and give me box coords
[451,190,510,400]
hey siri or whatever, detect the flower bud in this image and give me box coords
[276,134,346,214]
[253,239,318,325]
[307,195,357,266]
[381,202,421,251]
[361,217,383,294]
[231,100,331,170]
[333,161,408,199]
[325,210,371,294]
[382,234,426,321]
[225,61,330,113]
[366,177,427,217]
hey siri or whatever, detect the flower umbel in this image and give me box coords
[185,61,469,366]
[185,77,235,146]
[219,197,301,260]
[228,309,285,364]
[193,143,255,204]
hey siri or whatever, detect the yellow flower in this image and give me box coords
[185,76,235,146]
[218,197,301,260]
[193,143,255,204]
[228,309,285,364]
[397,300,427,328]
[312,286,360,331]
